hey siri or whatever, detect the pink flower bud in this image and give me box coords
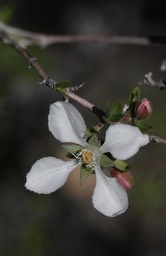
[135,98,152,120]
[111,169,134,190]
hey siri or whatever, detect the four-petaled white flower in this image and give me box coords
[25,101,149,217]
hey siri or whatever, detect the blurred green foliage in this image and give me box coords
[0,5,13,23]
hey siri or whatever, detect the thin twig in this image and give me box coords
[67,90,94,110]
[0,30,50,83]
[0,26,166,143]
[0,30,105,121]
[149,135,166,144]
[141,72,166,90]
[1,22,166,48]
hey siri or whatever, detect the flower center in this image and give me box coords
[82,150,94,164]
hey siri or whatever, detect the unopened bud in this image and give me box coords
[111,169,134,190]
[135,98,152,120]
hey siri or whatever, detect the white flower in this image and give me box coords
[25,101,149,217]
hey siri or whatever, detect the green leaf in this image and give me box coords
[106,102,123,122]
[114,160,131,172]
[83,128,92,139]
[100,154,114,167]
[135,120,153,133]
[65,153,75,159]
[88,134,101,147]
[89,125,100,134]
[63,144,84,155]
[56,80,72,89]
[128,86,141,104]
[80,166,94,184]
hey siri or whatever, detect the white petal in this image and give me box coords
[25,157,78,194]
[48,101,88,146]
[92,165,128,217]
[100,123,149,160]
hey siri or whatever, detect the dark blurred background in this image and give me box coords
[0,0,166,255]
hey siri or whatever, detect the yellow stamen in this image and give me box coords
[82,150,93,164]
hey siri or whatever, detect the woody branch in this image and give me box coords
[0,29,105,120]
[0,24,166,144]
[1,22,166,48]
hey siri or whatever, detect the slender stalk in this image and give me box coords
[0,31,49,82]
[67,91,94,110]
[0,26,166,144]
[0,30,104,120]
[1,23,166,48]
[149,135,166,144]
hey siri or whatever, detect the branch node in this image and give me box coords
[149,135,166,144]
[28,57,37,69]
[69,82,85,92]
[142,72,166,90]
[44,77,57,89]
[92,106,106,123]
